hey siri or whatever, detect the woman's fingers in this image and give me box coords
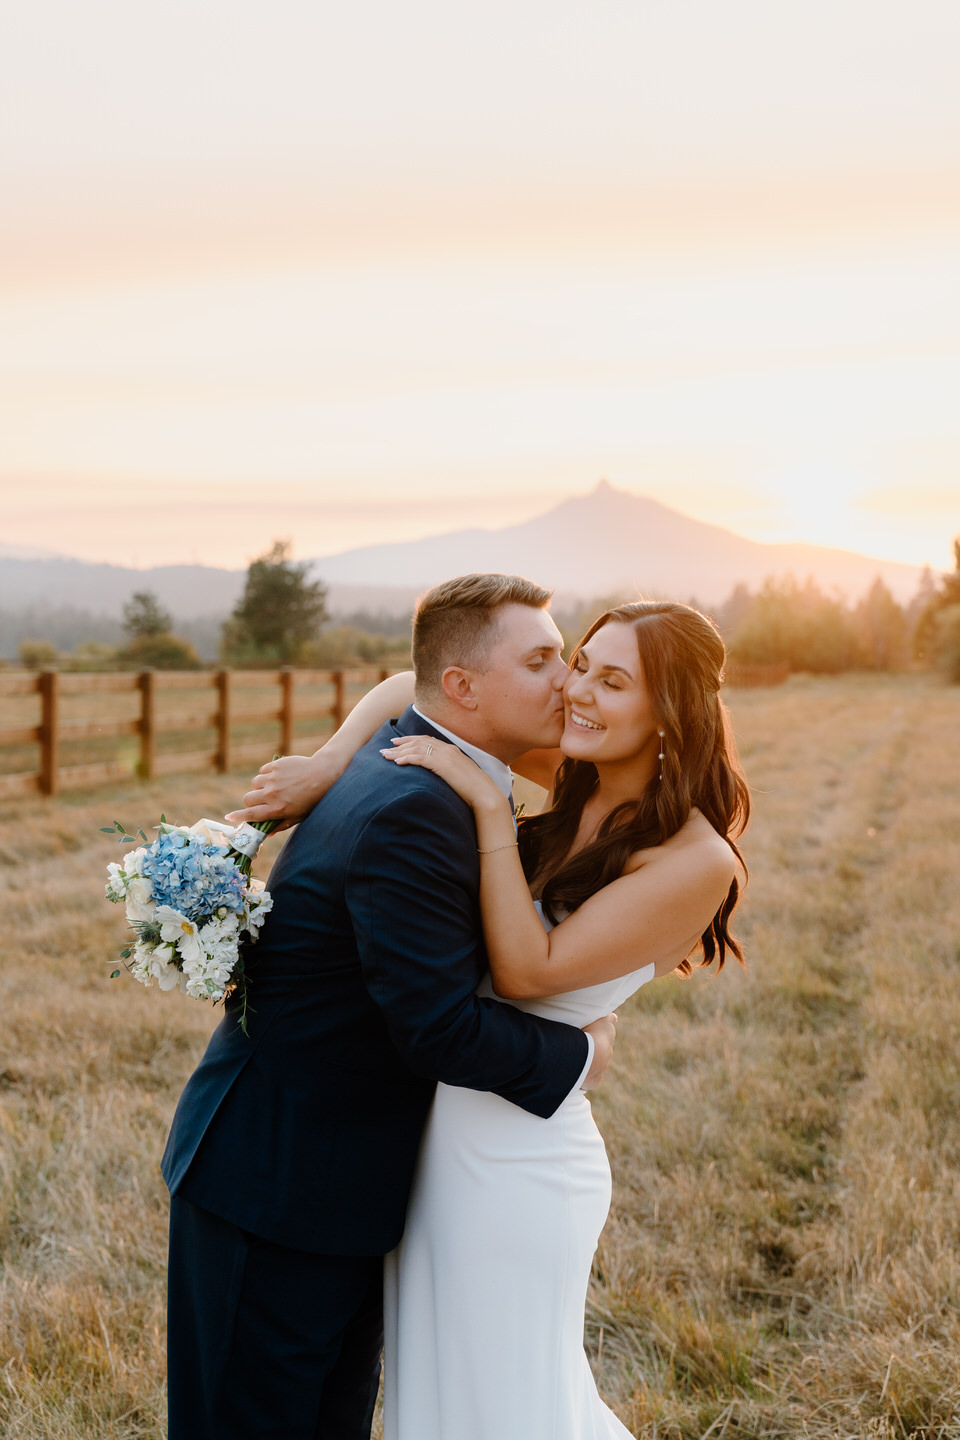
[225,801,275,823]
[379,735,451,767]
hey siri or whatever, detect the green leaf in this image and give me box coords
[110,970,122,979]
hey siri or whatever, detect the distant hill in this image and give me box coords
[0,483,930,657]
[0,557,246,615]
[309,481,926,604]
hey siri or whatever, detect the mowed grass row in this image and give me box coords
[589,674,960,1436]
[0,674,958,1438]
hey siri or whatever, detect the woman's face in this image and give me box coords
[561,621,661,769]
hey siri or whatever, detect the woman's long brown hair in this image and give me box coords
[518,601,750,974]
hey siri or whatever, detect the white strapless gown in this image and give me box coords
[382,904,654,1440]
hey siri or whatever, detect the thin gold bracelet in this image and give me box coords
[477,841,518,855]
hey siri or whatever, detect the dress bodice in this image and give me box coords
[475,900,654,1027]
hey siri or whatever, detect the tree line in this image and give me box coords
[9,539,960,683]
[13,543,409,672]
[720,544,960,681]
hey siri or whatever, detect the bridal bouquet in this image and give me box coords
[103,816,278,1021]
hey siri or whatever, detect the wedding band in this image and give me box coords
[425,744,434,757]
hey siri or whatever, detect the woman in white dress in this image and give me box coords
[233,598,749,1439]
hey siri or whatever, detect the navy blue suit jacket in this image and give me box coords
[161,707,589,1256]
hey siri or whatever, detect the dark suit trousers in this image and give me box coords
[167,1197,383,1440]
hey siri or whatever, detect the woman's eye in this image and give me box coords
[602,678,621,689]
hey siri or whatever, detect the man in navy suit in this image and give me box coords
[162,573,616,1439]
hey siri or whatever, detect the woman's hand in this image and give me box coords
[381,736,507,817]
[225,751,345,831]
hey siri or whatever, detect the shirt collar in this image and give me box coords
[412,705,514,801]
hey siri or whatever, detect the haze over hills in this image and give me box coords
[308,482,926,605]
[0,483,931,657]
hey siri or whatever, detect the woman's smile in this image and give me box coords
[568,708,605,732]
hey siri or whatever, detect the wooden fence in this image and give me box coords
[0,667,397,801]
[0,659,792,802]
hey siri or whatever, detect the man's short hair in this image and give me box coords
[412,573,552,699]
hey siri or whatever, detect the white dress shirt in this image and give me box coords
[411,706,595,1092]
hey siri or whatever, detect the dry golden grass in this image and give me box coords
[1,673,958,1438]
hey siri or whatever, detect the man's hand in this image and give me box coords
[581,1013,618,1089]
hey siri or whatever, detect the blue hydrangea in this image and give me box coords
[138,831,247,920]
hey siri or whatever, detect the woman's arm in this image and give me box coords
[226,671,416,826]
[486,830,737,997]
[384,736,737,997]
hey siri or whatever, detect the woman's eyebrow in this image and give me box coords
[577,647,634,679]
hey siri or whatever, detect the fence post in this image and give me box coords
[138,670,156,779]
[279,668,294,756]
[216,669,232,773]
[332,671,346,731]
[38,669,60,796]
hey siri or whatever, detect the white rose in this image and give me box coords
[127,875,152,906]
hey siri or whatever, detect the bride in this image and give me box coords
[232,598,749,1439]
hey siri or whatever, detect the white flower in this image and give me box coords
[127,875,152,906]
[127,938,181,990]
[155,960,182,990]
[201,912,240,944]
[123,873,155,923]
[124,846,149,876]
[154,905,205,966]
[105,862,127,903]
[245,887,273,931]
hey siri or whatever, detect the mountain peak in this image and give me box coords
[309,483,925,604]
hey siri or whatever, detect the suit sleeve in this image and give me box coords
[345,782,589,1119]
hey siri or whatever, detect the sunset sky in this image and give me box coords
[2,0,959,573]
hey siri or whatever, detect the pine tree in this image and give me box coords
[222,541,328,665]
[123,590,172,639]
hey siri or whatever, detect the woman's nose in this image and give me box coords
[564,671,587,702]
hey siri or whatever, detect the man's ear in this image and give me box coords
[440,666,479,710]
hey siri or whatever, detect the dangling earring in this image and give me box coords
[658,730,665,782]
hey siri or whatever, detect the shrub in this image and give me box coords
[66,641,119,672]
[18,638,59,669]
[934,604,960,683]
[115,633,201,670]
[303,627,411,668]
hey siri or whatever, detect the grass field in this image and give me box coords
[1,673,958,1438]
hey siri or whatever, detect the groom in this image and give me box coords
[161,572,616,1440]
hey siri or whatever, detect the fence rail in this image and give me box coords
[0,667,398,801]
